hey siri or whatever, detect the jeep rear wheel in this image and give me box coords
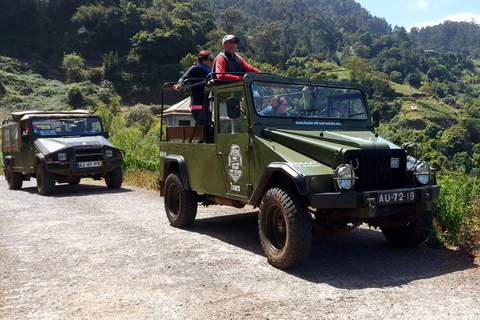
[164,172,197,228]
[6,164,23,190]
[259,186,312,269]
[381,211,433,247]
[36,164,55,195]
[105,167,123,189]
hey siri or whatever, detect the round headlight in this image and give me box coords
[309,176,321,190]
[105,150,113,158]
[414,161,430,185]
[58,153,67,161]
[334,164,356,190]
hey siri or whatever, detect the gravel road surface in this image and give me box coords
[1,178,479,319]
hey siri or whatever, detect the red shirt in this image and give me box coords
[214,53,260,81]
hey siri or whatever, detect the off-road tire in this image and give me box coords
[259,186,312,269]
[164,172,197,228]
[6,164,23,190]
[105,167,123,189]
[36,164,55,195]
[381,211,433,247]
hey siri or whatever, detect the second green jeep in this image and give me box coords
[2,110,124,195]
[159,73,440,269]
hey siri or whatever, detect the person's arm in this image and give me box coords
[174,66,202,90]
[238,56,260,73]
[177,66,195,85]
[215,57,244,81]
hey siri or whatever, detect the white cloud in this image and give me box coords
[411,12,480,29]
[407,0,430,9]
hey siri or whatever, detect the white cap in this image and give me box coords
[222,34,239,44]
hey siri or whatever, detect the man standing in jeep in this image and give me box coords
[213,34,260,81]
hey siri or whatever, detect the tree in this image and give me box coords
[62,53,86,83]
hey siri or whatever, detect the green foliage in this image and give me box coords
[66,85,85,108]
[62,53,86,84]
[389,71,403,83]
[124,104,155,134]
[433,170,480,252]
[108,115,160,171]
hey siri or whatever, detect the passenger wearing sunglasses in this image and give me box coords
[174,50,214,124]
[213,34,260,82]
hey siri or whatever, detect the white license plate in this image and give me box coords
[77,161,102,168]
[377,190,415,205]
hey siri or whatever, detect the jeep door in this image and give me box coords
[215,89,251,201]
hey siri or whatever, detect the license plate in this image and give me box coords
[77,161,102,168]
[377,190,416,205]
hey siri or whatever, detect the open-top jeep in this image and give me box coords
[2,110,124,195]
[159,73,440,269]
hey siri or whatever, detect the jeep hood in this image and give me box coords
[34,136,115,154]
[262,128,400,167]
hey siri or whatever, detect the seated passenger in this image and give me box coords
[259,96,290,116]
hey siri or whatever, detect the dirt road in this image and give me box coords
[1,178,479,319]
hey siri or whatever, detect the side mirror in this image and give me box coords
[103,131,109,139]
[226,97,241,120]
[372,109,380,128]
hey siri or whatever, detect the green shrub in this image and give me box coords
[109,116,160,172]
[433,169,480,253]
[67,85,84,108]
[0,78,6,97]
[62,53,86,83]
[124,104,154,133]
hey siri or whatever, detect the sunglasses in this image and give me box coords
[225,40,238,44]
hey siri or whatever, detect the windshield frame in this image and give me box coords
[30,116,104,138]
[250,79,369,122]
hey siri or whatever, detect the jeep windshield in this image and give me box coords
[251,81,368,121]
[31,117,103,137]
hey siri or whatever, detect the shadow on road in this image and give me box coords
[189,210,477,289]
[18,181,133,197]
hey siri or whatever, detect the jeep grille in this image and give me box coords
[74,147,103,162]
[344,150,406,191]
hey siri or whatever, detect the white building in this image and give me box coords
[162,97,193,126]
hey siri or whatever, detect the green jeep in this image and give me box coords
[2,110,124,195]
[159,73,440,269]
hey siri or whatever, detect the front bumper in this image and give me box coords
[309,185,440,215]
[45,158,123,176]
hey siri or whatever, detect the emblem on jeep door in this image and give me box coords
[228,144,243,183]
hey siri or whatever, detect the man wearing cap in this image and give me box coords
[213,34,260,82]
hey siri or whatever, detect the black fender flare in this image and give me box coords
[4,155,13,167]
[33,154,46,174]
[162,155,191,191]
[249,162,307,206]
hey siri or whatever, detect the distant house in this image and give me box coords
[410,105,418,111]
[162,98,193,126]
[424,50,438,57]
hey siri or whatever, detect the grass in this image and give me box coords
[123,168,160,191]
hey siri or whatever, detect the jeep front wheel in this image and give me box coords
[381,211,433,247]
[36,164,55,195]
[105,167,123,189]
[164,172,197,228]
[259,186,312,269]
[6,164,23,190]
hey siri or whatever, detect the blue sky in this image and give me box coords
[355,0,480,30]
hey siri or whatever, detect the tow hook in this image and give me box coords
[366,197,377,216]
